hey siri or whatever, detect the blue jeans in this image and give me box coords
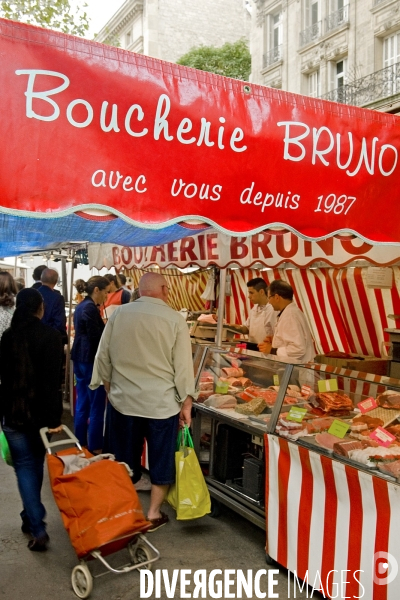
[74,361,106,452]
[2,425,47,539]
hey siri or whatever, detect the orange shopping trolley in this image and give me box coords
[40,426,160,599]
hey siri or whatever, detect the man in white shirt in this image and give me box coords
[258,279,315,363]
[227,278,276,350]
[91,272,195,531]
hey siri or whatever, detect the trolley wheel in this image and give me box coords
[71,563,93,599]
[209,498,222,518]
[130,541,153,571]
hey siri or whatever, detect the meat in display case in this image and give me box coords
[192,346,306,530]
[264,362,400,600]
[271,362,400,480]
[192,348,400,599]
[196,347,306,417]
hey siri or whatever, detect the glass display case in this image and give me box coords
[191,342,207,381]
[192,346,400,530]
[268,361,400,484]
[192,346,304,529]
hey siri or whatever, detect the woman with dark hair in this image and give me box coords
[0,288,63,552]
[0,271,17,341]
[71,276,110,453]
[101,273,130,319]
[73,278,86,304]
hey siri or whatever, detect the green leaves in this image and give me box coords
[0,0,89,37]
[176,39,251,81]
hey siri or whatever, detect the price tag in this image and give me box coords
[369,426,396,448]
[358,397,378,414]
[215,380,229,394]
[273,375,280,386]
[301,385,312,399]
[286,407,308,423]
[328,420,349,439]
[318,378,339,393]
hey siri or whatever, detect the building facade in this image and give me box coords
[95,0,250,64]
[250,0,400,113]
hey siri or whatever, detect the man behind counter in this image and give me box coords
[258,279,315,363]
[224,278,277,351]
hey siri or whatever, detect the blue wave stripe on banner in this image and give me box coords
[0,213,206,255]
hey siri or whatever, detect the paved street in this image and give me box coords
[0,411,317,600]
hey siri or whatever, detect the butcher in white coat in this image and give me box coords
[258,280,315,363]
[222,277,277,351]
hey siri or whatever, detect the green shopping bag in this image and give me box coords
[167,425,211,520]
[0,430,13,466]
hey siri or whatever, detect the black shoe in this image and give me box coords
[28,534,49,552]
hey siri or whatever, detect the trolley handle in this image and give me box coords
[39,425,82,454]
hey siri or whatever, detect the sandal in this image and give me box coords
[146,511,169,532]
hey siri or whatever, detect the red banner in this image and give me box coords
[1,19,400,242]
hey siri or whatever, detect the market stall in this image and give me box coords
[90,233,400,599]
[2,16,400,600]
[89,232,400,362]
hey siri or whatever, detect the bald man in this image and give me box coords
[92,273,196,531]
[37,268,67,344]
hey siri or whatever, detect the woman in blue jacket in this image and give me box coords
[71,276,110,453]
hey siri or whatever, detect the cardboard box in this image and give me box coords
[314,354,389,376]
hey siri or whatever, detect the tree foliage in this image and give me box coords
[0,0,89,37]
[176,39,251,81]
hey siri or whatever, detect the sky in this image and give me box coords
[82,0,127,39]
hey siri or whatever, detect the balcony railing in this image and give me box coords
[263,45,282,68]
[325,5,349,33]
[300,6,349,47]
[320,62,400,106]
[300,21,322,47]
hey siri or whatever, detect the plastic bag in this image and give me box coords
[167,426,211,520]
[0,430,13,466]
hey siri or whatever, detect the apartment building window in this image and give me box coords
[300,0,321,46]
[335,59,347,88]
[383,32,400,68]
[264,10,282,68]
[309,70,320,97]
[326,0,349,32]
[383,33,400,97]
[306,0,320,28]
[330,0,348,12]
[271,11,283,49]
